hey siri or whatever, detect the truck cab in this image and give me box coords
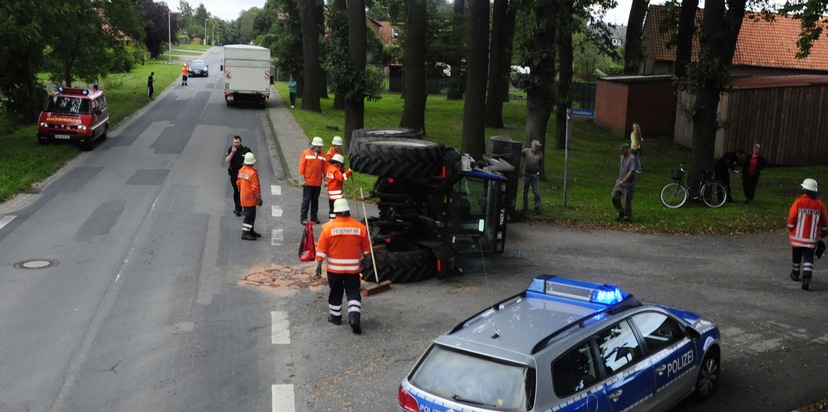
[37,86,109,151]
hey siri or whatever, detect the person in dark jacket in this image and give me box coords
[714,150,745,203]
[225,135,252,216]
[742,143,767,202]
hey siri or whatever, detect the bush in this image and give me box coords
[177,34,190,45]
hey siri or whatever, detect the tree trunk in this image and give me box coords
[623,0,649,75]
[674,0,699,78]
[344,0,366,147]
[524,0,557,168]
[446,0,466,100]
[297,0,323,111]
[555,0,574,151]
[399,0,427,133]
[316,3,329,99]
[484,0,509,128]
[499,5,517,104]
[688,0,746,188]
[332,0,347,110]
[462,0,490,158]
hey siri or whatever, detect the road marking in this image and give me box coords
[271,228,284,246]
[0,215,16,230]
[271,185,281,196]
[271,384,295,412]
[271,311,290,344]
[271,205,283,217]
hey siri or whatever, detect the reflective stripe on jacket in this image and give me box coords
[316,216,370,274]
[788,194,828,248]
[236,165,260,207]
[298,148,326,186]
[326,163,351,200]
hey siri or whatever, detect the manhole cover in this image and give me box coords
[241,263,327,292]
[14,259,59,269]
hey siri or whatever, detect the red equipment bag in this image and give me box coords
[298,221,316,262]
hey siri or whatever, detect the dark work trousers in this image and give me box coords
[328,199,335,219]
[742,174,760,201]
[327,273,362,322]
[714,168,733,202]
[242,205,257,234]
[792,247,815,280]
[632,148,642,171]
[612,183,636,218]
[300,185,321,221]
[229,170,242,213]
[522,173,541,210]
[289,92,297,107]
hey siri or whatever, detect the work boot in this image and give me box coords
[233,209,242,216]
[615,212,624,222]
[300,219,307,225]
[249,229,262,238]
[327,315,341,325]
[790,271,801,282]
[312,218,321,224]
[349,314,362,334]
[241,232,256,241]
[802,276,811,291]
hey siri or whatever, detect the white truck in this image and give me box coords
[222,45,272,106]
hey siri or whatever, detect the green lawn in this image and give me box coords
[273,80,828,235]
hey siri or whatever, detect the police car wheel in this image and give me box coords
[351,127,423,140]
[349,137,444,179]
[693,350,720,402]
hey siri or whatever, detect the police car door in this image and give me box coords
[595,320,657,412]
[630,312,697,410]
[550,341,613,412]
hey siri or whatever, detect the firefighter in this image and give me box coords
[325,136,345,173]
[298,136,326,225]
[788,178,828,290]
[325,154,352,219]
[237,152,263,240]
[315,199,370,334]
[181,64,189,86]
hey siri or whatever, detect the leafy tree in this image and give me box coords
[554,0,575,150]
[399,0,428,132]
[326,0,349,110]
[484,0,517,126]
[42,0,114,86]
[624,0,649,74]
[136,0,180,57]
[445,0,467,100]
[268,0,303,88]
[0,0,50,120]
[236,7,263,44]
[297,0,324,111]
[345,0,369,144]
[461,0,489,158]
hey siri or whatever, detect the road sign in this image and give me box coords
[570,108,595,118]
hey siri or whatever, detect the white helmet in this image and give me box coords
[802,178,818,192]
[331,135,343,146]
[311,136,324,147]
[331,154,345,164]
[333,198,350,213]
[243,152,256,165]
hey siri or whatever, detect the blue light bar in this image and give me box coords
[58,86,64,93]
[526,275,627,305]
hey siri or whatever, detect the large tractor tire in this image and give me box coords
[351,127,423,140]
[362,243,437,283]
[349,137,444,178]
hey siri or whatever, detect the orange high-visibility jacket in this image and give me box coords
[325,163,351,200]
[182,66,188,76]
[325,146,345,172]
[788,194,828,248]
[316,216,370,274]
[298,148,326,186]
[236,165,261,207]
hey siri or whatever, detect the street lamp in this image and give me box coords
[167,5,172,64]
[204,18,208,46]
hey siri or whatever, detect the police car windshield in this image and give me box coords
[45,96,90,114]
[410,345,529,410]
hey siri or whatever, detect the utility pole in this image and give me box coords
[167,7,172,64]
[204,18,208,45]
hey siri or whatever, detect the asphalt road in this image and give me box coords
[1,48,826,411]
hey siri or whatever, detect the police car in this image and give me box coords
[397,275,721,412]
[37,85,109,151]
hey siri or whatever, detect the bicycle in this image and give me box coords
[660,165,727,208]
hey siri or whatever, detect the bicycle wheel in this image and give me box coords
[702,182,727,208]
[660,182,688,208]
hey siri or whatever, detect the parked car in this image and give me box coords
[397,275,722,412]
[188,59,208,77]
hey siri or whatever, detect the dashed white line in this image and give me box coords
[271,205,283,217]
[271,185,281,196]
[271,228,284,246]
[271,311,290,344]
[0,215,17,230]
[271,384,296,412]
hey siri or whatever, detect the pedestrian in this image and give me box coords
[612,143,639,223]
[325,154,352,219]
[225,135,252,216]
[630,122,643,172]
[314,198,371,334]
[787,178,828,291]
[237,152,263,241]
[325,135,345,173]
[181,64,188,86]
[288,76,297,108]
[147,72,155,99]
[741,143,767,202]
[713,150,745,203]
[299,136,327,225]
[521,139,544,213]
